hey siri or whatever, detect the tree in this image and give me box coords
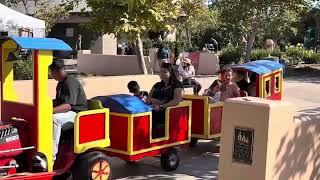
[85,0,204,74]
[2,0,72,32]
[177,8,220,48]
[218,0,311,62]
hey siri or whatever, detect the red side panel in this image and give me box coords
[109,115,128,151]
[132,107,189,152]
[183,98,204,135]
[256,75,260,97]
[263,74,282,101]
[79,113,106,144]
[53,144,75,171]
[168,107,189,142]
[3,172,55,180]
[1,102,36,148]
[132,115,150,151]
[210,106,223,135]
[268,92,281,100]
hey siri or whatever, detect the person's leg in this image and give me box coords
[53,111,77,161]
[158,60,163,69]
[151,109,166,138]
[191,79,202,95]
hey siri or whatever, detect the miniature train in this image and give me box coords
[0,37,283,180]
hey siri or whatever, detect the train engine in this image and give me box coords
[0,124,22,176]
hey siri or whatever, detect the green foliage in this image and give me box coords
[217,0,311,62]
[250,49,283,61]
[303,50,320,64]
[13,59,33,80]
[142,39,197,56]
[86,0,204,39]
[220,45,243,65]
[285,44,304,66]
[35,3,70,32]
[250,49,270,61]
[271,49,282,58]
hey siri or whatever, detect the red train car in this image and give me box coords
[220,60,284,100]
[0,37,111,180]
[93,95,191,171]
[184,60,284,146]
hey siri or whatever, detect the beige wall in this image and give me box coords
[78,53,153,76]
[198,53,220,75]
[11,75,160,105]
[90,34,117,55]
[102,34,117,55]
[219,97,320,180]
[149,49,219,74]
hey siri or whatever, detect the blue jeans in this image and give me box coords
[53,111,77,161]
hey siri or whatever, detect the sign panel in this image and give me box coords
[232,127,254,165]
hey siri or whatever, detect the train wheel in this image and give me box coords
[189,138,199,147]
[160,148,180,171]
[72,151,112,180]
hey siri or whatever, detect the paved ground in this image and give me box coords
[109,75,320,180]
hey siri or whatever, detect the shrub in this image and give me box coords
[271,49,282,58]
[143,39,196,56]
[309,52,320,64]
[285,44,304,66]
[14,59,33,80]
[250,49,270,61]
[303,50,320,64]
[220,45,243,65]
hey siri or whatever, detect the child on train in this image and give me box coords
[202,79,222,103]
[127,81,148,102]
[220,68,241,101]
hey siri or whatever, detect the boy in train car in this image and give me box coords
[127,81,149,102]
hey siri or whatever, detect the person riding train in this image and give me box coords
[146,63,184,138]
[50,59,88,162]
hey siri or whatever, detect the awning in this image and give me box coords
[0,36,72,51]
[0,3,45,29]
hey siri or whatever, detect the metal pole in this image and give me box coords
[0,146,35,154]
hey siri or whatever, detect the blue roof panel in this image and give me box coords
[0,37,72,51]
[231,60,283,75]
[92,94,152,114]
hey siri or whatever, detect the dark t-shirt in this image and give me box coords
[236,79,249,92]
[135,91,148,100]
[56,76,88,112]
[151,81,183,104]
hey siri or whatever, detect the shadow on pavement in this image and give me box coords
[112,140,220,180]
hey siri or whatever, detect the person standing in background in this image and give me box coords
[74,34,82,59]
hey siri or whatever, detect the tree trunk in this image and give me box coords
[314,13,320,52]
[136,33,148,74]
[244,30,257,63]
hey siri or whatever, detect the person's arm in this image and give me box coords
[245,71,250,83]
[162,88,183,108]
[212,92,221,103]
[53,104,72,114]
[234,84,241,97]
[190,66,196,76]
[53,99,58,107]
[54,83,78,114]
[146,87,161,105]
[202,89,209,96]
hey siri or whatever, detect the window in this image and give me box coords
[3,49,34,105]
[274,75,280,93]
[65,28,74,37]
[264,78,271,97]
